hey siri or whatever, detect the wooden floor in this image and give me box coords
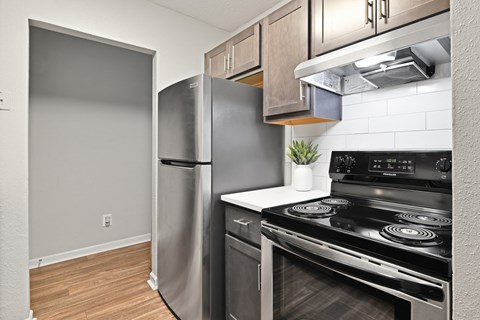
[30,242,177,320]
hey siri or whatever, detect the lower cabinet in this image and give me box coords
[225,234,261,320]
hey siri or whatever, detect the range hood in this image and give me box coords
[295,13,451,95]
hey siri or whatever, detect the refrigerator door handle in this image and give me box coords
[160,159,198,168]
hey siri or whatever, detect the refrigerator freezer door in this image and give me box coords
[158,74,212,163]
[157,160,211,320]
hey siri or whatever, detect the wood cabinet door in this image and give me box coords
[377,0,450,34]
[228,23,261,79]
[225,235,261,320]
[204,41,229,79]
[264,0,310,117]
[313,0,376,56]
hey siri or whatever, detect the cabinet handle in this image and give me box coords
[380,0,388,22]
[257,264,261,291]
[299,81,306,101]
[365,0,374,28]
[230,54,233,70]
[227,53,231,70]
[224,55,227,71]
[233,218,252,226]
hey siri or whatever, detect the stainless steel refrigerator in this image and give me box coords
[157,74,283,320]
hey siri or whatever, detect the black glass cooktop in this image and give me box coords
[262,196,452,278]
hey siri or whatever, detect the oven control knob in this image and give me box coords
[345,156,356,168]
[335,156,345,167]
[436,158,452,173]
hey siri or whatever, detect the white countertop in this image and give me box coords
[221,186,330,212]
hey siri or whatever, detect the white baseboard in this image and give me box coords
[25,309,36,320]
[29,233,151,269]
[147,271,158,290]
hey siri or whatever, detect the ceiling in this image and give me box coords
[149,0,284,32]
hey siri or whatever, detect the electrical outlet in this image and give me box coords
[102,214,112,227]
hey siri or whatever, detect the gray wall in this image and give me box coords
[451,0,480,318]
[29,27,152,259]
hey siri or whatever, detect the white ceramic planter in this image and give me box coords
[294,165,313,191]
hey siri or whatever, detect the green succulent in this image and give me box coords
[287,140,321,165]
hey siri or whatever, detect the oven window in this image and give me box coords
[273,248,411,320]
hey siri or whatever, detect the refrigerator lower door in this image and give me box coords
[157,160,211,320]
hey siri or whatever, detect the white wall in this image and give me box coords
[0,0,227,318]
[29,27,152,259]
[289,77,453,192]
[451,0,480,319]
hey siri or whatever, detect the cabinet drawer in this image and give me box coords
[225,205,261,246]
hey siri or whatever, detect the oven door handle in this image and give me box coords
[262,227,445,302]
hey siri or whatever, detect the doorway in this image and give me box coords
[28,25,154,270]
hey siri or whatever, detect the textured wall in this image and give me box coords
[289,77,453,192]
[0,0,227,318]
[451,0,480,319]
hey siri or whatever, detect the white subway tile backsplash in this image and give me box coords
[292,122,328,138]
[369,113,426,133]
[284,162,292,186]
[427,110,453,130]
[284,126,292,145]
[417,77,451,94]
[362,82,416,102]
[312,176,331,193]
[311,135,346,149]
[317,150,332,163]
[287,78,453,190]
[312,162,330,177]
[284,126,292,162]
[292,137,312,143]
[346,133,395,149]
[342,101,387,120]
[326,119,369,135]
[342,93,362,105]
[388,91,452,115]
[395,130,452,149]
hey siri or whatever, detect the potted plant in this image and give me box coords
[287,140,321,191]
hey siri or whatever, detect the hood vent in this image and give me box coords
[359,48,435,89]
[295,13,451,95]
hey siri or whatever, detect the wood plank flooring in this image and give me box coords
[30,242,177,320]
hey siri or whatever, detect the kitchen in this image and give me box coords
[0,0,477,320]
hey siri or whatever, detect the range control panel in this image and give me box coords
[329,151,452,182]
[369,156,415,174]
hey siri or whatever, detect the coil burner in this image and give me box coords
[380,224,442,247]
[395,213,452,230]
[288,203,336,219]
[321,198,351,206]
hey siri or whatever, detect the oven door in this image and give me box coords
[261,223,450,320]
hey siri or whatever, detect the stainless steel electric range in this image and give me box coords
[261,151,452,320]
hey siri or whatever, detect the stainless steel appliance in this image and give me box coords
[295,13,451,95]
[261,151,452,320]
[157,74,283,320]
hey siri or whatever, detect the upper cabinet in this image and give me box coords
[205,42,229,79]
[376,0,450,34]
[312,0,449,56]
[205,24,261,79]
[203,0,449,125]
[263,0,310,118]
[312,0,376,56]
